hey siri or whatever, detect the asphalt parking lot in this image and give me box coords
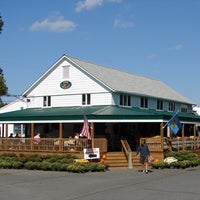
[0,167,200,200]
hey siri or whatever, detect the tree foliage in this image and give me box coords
[0,68,8,107]
[0,69,8,96]
[0,15,3,34]
[0,15,8,107]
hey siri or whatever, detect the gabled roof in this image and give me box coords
[23,54,194,105]
[0,105,199,123]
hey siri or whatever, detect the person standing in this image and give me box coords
[136,139,150,174]
[34,133,40,144]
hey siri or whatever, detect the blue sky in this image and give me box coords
[1,0,200,106]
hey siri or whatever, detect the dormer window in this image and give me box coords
[120,94,131,106]
[168,101,175,111]
[181,104,188,113]
[140,97,148,108]
[157,100,163,110]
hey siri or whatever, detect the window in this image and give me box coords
[140,97,148,108]
[62,65,70,78]
[82,94,91,105]
[157,100,163,110]
[43,96,51,107]
[181,104,188,113]
[168,101,175,111]
[120,94,131,106]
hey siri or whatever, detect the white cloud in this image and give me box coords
[147,54,157,59]
[75,0,122,12]
[107,0,123,2]
[30,15,77,32]
[113,19,134,29]
[76,0,103,12]
[168,44,184,51]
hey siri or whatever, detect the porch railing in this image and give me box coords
[0,137,107,153]
[141,136,200,152]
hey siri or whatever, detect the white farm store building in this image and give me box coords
[0,54,200,153]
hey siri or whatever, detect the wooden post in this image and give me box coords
[5,124,8,138]
[5,124,8,149]
[193,124,197,150]
[59,123,63,151]
[90,122,94,148]
[160,122,164,151]
[181,124,185,151]
[31,123,34,150]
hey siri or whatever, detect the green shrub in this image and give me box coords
[50,162,63,171]
[26,154,42,162]
[165,151,198,161]
[24,161,40,170]
[60,158,74,164]
[0,161,12,168]
[0,153,108,173]
[12,161,24,169]
[156,151,200,170]
[96,163,106,171]
[39,161,52,171]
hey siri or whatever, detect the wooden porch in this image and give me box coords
[0,137,107,154]
[1,136,200,168]
[1,136,200,154]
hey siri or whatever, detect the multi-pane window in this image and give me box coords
[43,96,51,107]
[168,101,175,111]
[82,94,91,105]
[120,94,131,106]
[181,104,188,113]
[140,97,148,108]
[157,100,163,110]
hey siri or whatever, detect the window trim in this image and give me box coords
[119,94,131,106]
[157,100,163,110]
[168,101,175,111]
[140,97,148,108]
[82,94,91,105]
[43,96,51,107]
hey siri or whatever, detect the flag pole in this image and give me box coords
[90,122,94,148]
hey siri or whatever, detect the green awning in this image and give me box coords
[0,105,199,123]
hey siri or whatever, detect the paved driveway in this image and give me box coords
[0,167,200,200]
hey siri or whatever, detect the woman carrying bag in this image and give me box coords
[136,139,150,174]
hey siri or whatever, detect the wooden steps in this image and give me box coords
[105,151,141,168]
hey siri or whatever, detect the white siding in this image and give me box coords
[0,100,27,113]
[91,93,113,106]
[29,60,108,96]
[24,60,112,108]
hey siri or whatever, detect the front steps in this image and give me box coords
[105,151,141,168]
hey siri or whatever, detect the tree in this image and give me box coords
[0,68,8,107]
[0,15,8,107]
[0,15,3,34]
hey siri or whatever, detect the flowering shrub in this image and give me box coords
[75,159,89,164]
[152,151,200,169]
[0,153,108,173]
[163,157,178,164]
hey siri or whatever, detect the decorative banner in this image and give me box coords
[60,81,72,89]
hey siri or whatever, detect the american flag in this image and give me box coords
[80,116,91,140]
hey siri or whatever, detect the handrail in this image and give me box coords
[0,137,107,153]
[121,139,133,169]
